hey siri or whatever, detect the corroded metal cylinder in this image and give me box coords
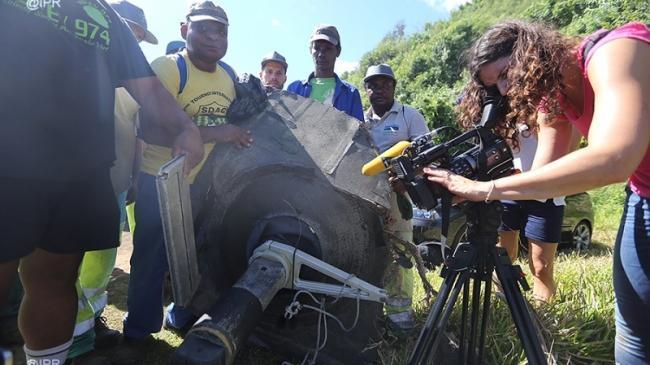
[181,92,391,364]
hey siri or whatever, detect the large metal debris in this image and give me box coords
[171,91,392,364]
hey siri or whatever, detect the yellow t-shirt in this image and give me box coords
[141,51,236,183]
[111,87,139,195]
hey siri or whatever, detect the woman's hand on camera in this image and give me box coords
[423,167,493,202]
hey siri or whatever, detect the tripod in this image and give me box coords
[408,201,547,365]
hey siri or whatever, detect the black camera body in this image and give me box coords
[390,89,514,210]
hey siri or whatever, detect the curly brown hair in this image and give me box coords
[458,20,579,149]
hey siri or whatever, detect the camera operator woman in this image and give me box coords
[424,21,650,363]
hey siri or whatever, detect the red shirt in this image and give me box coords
[562,22,650,197]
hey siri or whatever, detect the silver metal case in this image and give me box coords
[156,155,201,307]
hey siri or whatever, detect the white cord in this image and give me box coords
[282,288,362,365]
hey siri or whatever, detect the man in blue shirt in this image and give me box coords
[287,24,364,121]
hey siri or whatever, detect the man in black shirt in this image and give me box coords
[0,1,203,363]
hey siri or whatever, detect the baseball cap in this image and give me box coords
[261,51,288,71]
[186,1,229,26]
[363,64,396,83]
[109,0,158,44]
[310,24,340,47]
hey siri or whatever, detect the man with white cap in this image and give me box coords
[260,51,288,91]
[117,2,252,362]
[363,63,429,334]
[288,24,363,121]
[110,0,158,44]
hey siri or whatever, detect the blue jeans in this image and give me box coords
[614,188,650,364]
[123,173,193,339]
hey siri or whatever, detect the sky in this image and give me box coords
[128,0,471,83]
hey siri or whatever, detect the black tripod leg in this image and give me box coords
[408,270,470,365]
[459,280,470,364]
[492,249,547,365]
[477,276,492,363]
[467,276,482,365]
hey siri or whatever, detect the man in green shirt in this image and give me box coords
[287,24,364,121]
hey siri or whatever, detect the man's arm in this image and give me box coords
[350,88,365,122]
[123,76,204,172]
[407,107,431,138]
[198,125,253,148]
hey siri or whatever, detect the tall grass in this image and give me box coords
[589,183,626,235]
[381,246,615,365]
[381,184,624,364]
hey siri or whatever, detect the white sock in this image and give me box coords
[24,338,73,365]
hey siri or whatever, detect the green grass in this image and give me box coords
[377,242,615,365]
[100,184,624,364]
[590,183,626,233]
[380,185,624,365]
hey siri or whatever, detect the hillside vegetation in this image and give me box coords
[343,0,649,129]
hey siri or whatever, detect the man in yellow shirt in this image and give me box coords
[120,1,252,360]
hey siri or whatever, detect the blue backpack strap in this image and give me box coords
[217,60,237,83]
[175,53,188,95]
[175,57,234,94]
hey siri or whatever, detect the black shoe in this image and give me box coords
[163,315,197,337]
[386,311,415,339]
[66,351,112,365]
[110,336,150,365]
[94,316,121,349]
[163,305,199,337]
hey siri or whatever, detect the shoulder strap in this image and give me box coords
[581,29,611,68]
[217,60,237,83]
[174,53,188,95]
[175,56,236,95]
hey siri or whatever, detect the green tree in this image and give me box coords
[349,0,648,130]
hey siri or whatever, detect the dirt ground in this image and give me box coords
[115,232,133,274]
[99,232,185,364]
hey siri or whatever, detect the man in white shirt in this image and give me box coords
[363,64,429,333]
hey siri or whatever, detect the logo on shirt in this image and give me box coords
[198,101,228,116]
[81,3,109,28]
[26,0,60,11]
[383,125,400,133]
[194,114,227,127]
[16,0,113,50]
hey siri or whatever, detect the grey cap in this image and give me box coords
[166,40,185,55]
[109,0,158,44]
[261,51,288,71]
[187,1,229,26]
[310,24,340,47]
[363,64,396,83]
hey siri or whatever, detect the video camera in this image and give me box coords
[362,88,514,210]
